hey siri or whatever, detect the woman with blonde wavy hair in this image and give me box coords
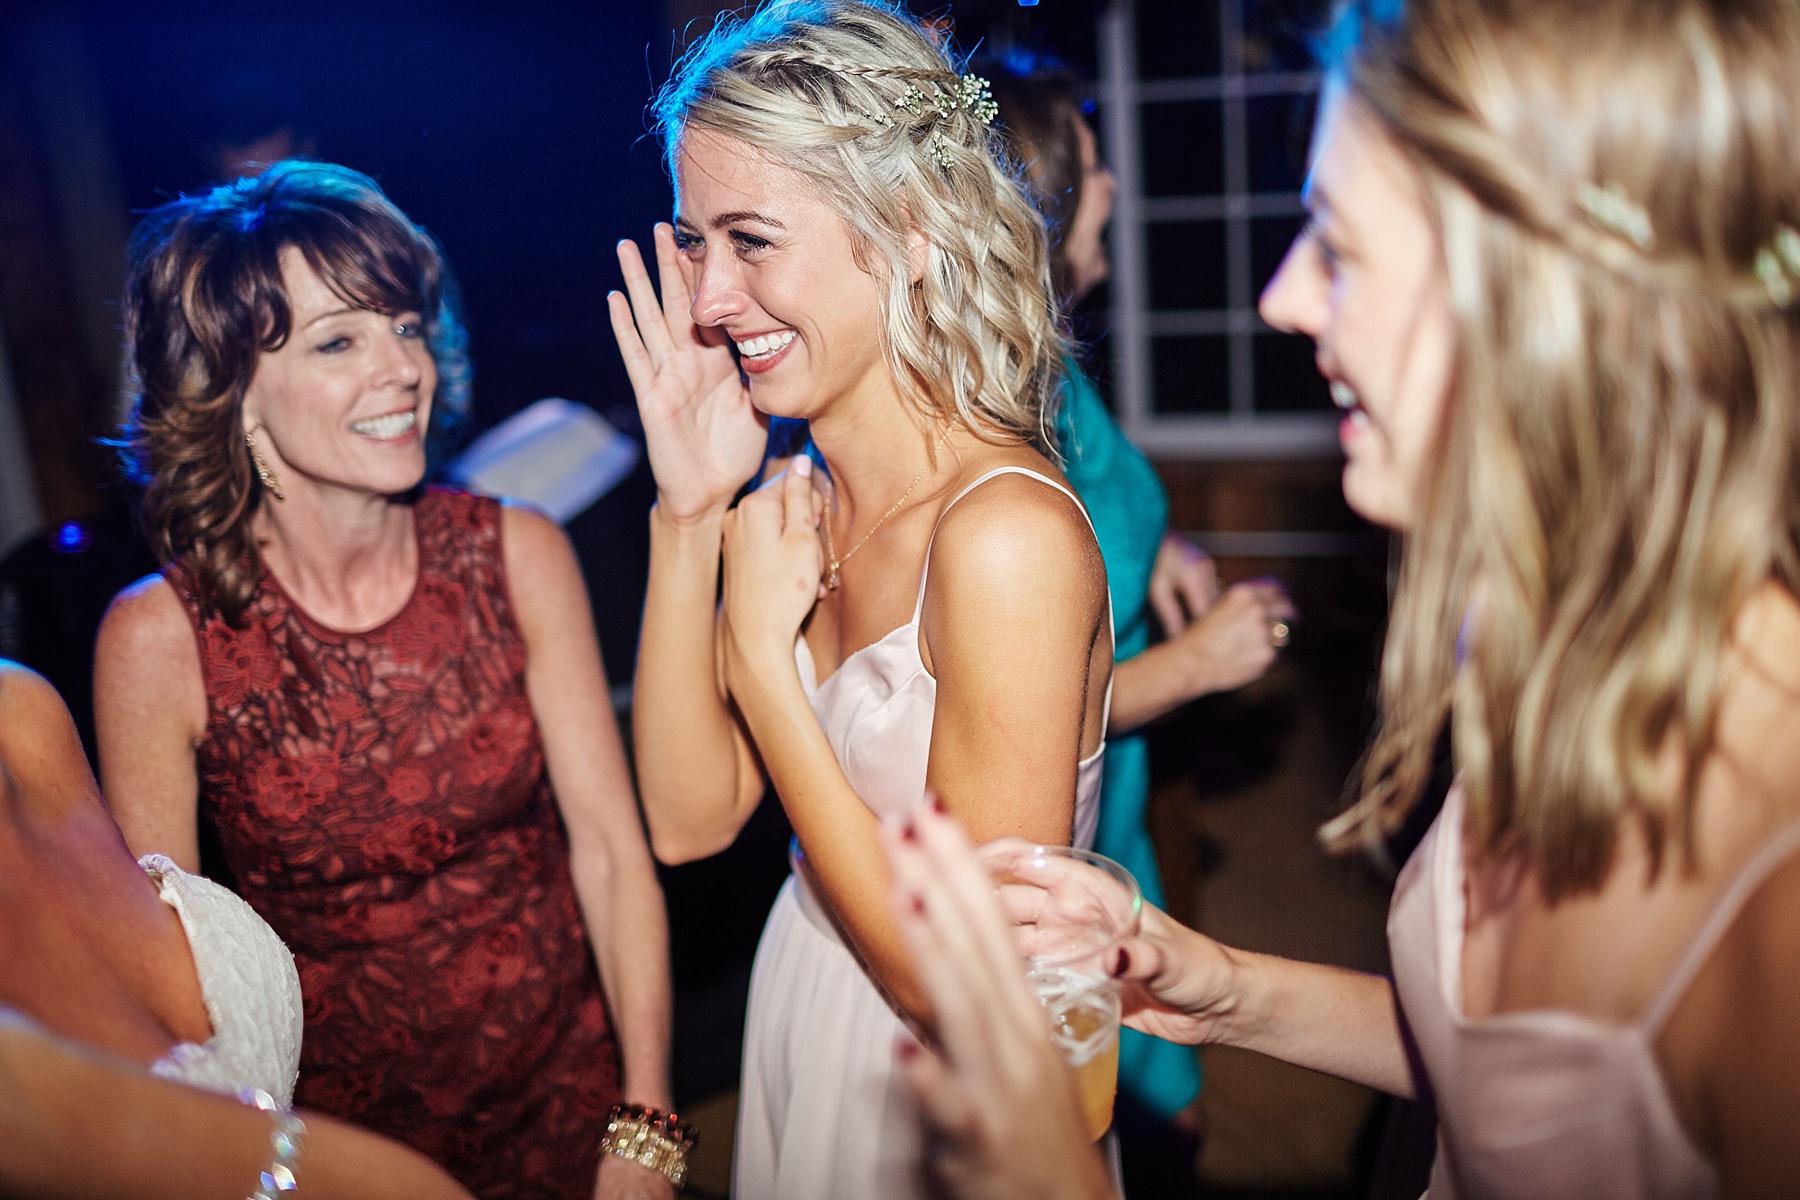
[876,0,1800,1195]
[608,1,1112,1195]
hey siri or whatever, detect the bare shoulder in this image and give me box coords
[93,573,205,740]
[97,573,193,658]
[498,501,585,601]
[927,460,1106,597]
[0,661,80,754]
[498,499,572,564]
[498,501,597,652]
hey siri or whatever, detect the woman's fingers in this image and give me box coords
[1172,541,1220,617]
[915,809,1055,1036]
[651,223,705,348]
[895,1034,981,1140]
[784,455,820,532]
[615,237,677,368]
[606,291,656,399]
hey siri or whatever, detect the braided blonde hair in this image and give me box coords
[1322,0,1800,898]
[654,0,1066,448]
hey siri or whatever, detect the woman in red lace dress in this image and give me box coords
[93,162,676,1200]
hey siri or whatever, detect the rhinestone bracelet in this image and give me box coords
[599,1102,696,1187]
[240,1088,306,1200]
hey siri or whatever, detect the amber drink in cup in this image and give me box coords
[982,843,1142,1140]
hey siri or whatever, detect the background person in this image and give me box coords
[95,162,676,1200]
[883,0,1800,1194]
[611,2,1112,1195]
[985,57,1296,1137]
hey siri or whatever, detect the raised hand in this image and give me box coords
[608,224,767,523]
[720,457,825,692]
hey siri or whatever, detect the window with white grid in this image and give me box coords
[1098,0,1334,459]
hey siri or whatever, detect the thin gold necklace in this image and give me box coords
[819,429,951,591]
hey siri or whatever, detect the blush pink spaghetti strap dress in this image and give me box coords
[733,467,1112,1200]
[1389,784,1800,1198]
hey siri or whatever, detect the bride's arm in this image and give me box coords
[721,467,1107,1023]
[609,226,770,862]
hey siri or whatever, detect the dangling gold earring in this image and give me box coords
[246,430,285,501]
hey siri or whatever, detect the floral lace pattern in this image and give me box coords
[172,488,619,1199]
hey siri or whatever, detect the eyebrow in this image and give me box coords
[678,210,788,232]
[302,307,360,329]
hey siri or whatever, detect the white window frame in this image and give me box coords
[1098,0,1336,459]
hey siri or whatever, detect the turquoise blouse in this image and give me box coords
[1058,360,1203,1120]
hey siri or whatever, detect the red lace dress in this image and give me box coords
[169,488,620,1199]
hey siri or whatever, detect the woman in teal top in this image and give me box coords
[994,65,1296,1124]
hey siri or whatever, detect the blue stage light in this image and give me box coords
[52,521,90,553]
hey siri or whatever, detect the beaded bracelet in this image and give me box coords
[599,1102,696,1187]
[239,1088,306,1200]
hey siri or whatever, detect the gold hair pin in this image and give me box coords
[1576,181,1654,250]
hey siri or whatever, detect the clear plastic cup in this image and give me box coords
[980,842,1142,1140]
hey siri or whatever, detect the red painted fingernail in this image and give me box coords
[911,892,926,916]
[929,794,947,815]
[900,820,918,844]
[897,1038,919,1060]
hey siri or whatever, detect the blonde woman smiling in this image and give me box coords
[609,2,1112,1196]
[883,0,1800,1196]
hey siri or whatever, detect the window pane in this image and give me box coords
[1251,214,1306,294]
[1253,332,1331,412]
[1246,92,1316,194]
[1147,220,1228,311]
[1136,0,1221,80]
[1152,336,1231,413]
[1141,101,1224,197]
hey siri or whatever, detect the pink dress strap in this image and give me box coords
[1641,816,1800,1032]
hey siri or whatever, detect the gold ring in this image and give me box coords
[1270,620,1291,648]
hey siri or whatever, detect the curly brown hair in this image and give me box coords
[119,161,468,627]
[982,59,1089,306]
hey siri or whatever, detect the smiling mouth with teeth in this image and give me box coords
[734,330,797,359]
[350,410,418,440]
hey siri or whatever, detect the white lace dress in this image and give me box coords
[141,854,303,1104]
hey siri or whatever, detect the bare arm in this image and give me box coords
[93,576,208,871]
[632,503,766,861]
[721,469,1109,1022]
[503,506,674,1124]
[0,1013,472,1200]
[608,226,769,863]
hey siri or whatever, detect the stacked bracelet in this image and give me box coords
[240,1088,306,1199]
[599,1102,696,1187]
